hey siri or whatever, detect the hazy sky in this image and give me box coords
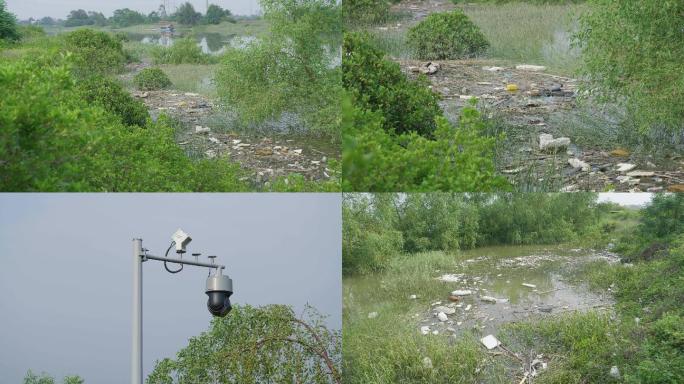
[5,0,261,20]
[0,193,341,383]
[598,192,653,206]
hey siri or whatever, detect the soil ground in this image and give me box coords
[122,61,337,187]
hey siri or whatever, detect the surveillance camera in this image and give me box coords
[171,229,192,253]
[206,273,233,317]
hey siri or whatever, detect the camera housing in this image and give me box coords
[171,229,192,253]
[205,273,233,317]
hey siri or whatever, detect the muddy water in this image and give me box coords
[416,245,618,337]
[128,32,253,54]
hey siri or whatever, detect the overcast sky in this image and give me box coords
[5,0,261,20]
[0,193,341,383]
[598,192,653,207]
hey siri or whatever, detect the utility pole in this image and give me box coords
[131,230,233,384]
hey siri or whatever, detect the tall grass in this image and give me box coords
[460,3,585,74]
[159,64,218,97]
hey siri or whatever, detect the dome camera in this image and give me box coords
[206,272,233,317]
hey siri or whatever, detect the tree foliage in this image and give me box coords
[174,2,202,26]
[205,4,231,25]
[63,29,126,77]
[64,9,93,27]
[77,75,150,127]
[0,0,19,42]
[133,67,172,91]
[576,0,684,136]
[110,8,146,28]
[147,304,341,384]
[215,0,342,135]
[343,193,600,274]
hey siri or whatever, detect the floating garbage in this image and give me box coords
[451,290,472,296]
[522,283,537,288]
[480,334,500,350]
[480,296,502,304]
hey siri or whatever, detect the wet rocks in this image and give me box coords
[539,133,571,152]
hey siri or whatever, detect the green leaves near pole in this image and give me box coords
[147,304,341,384]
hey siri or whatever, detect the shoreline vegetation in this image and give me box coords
[343,193,684,383]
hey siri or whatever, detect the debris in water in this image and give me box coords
[451,290,472,296]
[568,158,590,172]
[539,134,571,152]
[420,326,430,335]
[465,304,472,311]
[616,163,637,173]
[522,283,537,288]
[367,312,378,319]
[610,148,630,157]
[409,294,417,299]
[437,312,448,322]
[506,84,519,92]
[438,274,463,282]
[434,306,456,315]
[480,334,500,350]
[195,125,210,134]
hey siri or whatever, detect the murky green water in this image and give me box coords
[127,32,255,54]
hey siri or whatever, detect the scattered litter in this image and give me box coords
[434,306,456,315]
[465,304,472,311]
[422,357,433,369]
[184,92,199,97]
[482,66,504,72]
[432,330,439,335]
[367,312,378,319]
[610,148,630,157]
[609,366,620,379]
[616,163,637,173]
[626,170,655,177]
[539,134,571,152]
[522,283,537,288]
[568,158,590,172]
[480,296,498,303]
[409,294,417,300]
[208,137,221,144]
[194,126,211,134]
[451,290,472,296]
[480,335,500,350]
[437,312,448,322]
[516,64,546,71]
[420,326,430,335]
[437,274,463,282]
[506,84,519,92]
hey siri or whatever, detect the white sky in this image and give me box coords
[597,193,654,207]
[6,0,261,20]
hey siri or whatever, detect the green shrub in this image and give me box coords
[343,0,390,25]
[134,67,172,91]
[342,98,509,191]
[77,75,149,127]
[343,32,441,137]
[63,29,126,76]
[0,56,247,191]
[576,0,684,136]
[151,37,215,64]
[407,11,489,60]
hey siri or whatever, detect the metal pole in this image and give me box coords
[144,254,225,270]
[132,239,143,384]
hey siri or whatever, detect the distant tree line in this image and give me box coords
[34,2,235,28]
[343,193,600,274]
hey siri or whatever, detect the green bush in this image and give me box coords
[576,0,684,136]
[407,11,489,60]
[343,32,441,137]
[133,67,172,91]
[343,0,390,25]
[63,29,126,76]
[17,25,45,40]
[342,98,509,191]
[151,37,215,64]
[0,56,247,191]
[77,75,149,127]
